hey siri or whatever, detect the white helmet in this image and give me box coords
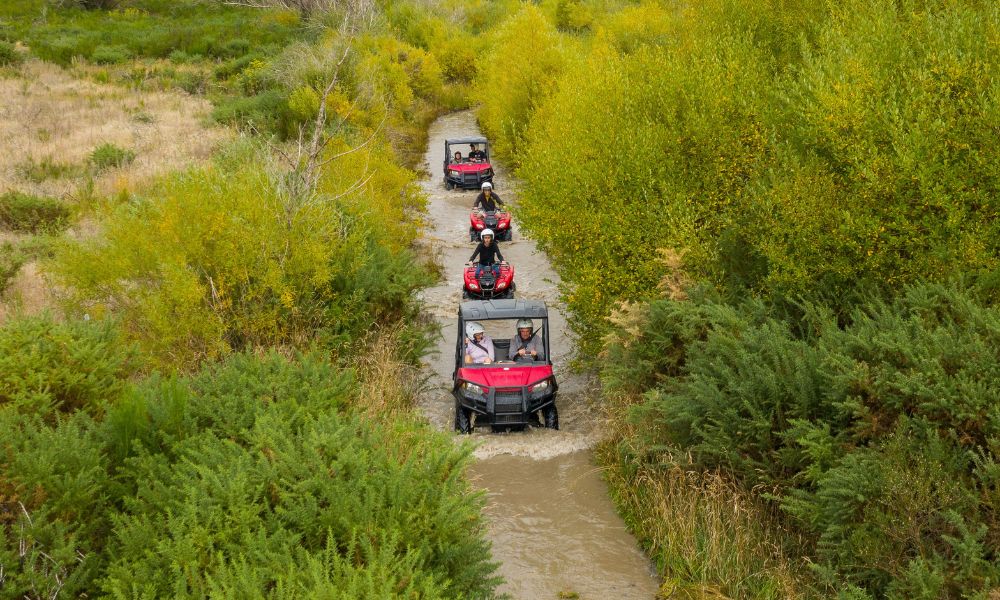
[516,319,533,330]
[481,228,494,239]
[466,322,484,337]
[481,181,493,191]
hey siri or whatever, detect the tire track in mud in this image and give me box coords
[416,111,658,599]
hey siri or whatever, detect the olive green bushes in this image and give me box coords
[0,339,499,598]
[602,284,1000,597]
[51,142,426,371]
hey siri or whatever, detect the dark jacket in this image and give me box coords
[469,241,504,265]
[473,192,504,212]
[469,149,487,160]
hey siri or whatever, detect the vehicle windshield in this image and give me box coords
[462,318,547,365]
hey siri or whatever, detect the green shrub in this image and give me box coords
[603,284,1000,596]
[0,191,71,233]
[54,142,428,370]
[0,39,22,66]
[89,142,136,170]
[17,155,82,183]
[90,43,130,64]
[212,89,287,131]
[0,353,500,598]
[0,242,26,294]
[0,316,137,416]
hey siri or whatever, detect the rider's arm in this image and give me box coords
[472,194,482,209]
[495,245,504,263]
[469,244,482,263]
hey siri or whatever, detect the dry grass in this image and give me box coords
[0,59,233,322]
[351,324,422,418]
[0,59,230,199]
[596,395,819,600]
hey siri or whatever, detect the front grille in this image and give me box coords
[494,414,524,424]
[494,389,523,413]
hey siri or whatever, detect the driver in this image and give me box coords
[472,181,503,212]
[508,319,543,361]
[468,228,505,279]
[464,321,494,364]
[468,143,486,161]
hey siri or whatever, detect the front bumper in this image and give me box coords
[453,384,557,429]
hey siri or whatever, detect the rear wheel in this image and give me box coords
[454,400,473,434]
[542,403,559,430]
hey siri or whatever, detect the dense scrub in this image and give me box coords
[1,0,507,596]
[477,0,1000,596]
[0,333,498,598]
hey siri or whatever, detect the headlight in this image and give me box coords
[463,382,484,395]
[449,170,459,177]
[530,380,550,395]
[496,281,507,290]
[468,282,479,290]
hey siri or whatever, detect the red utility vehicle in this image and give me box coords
[444,136,494,190]
[453,300,558,433]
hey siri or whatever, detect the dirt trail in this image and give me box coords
[417,111,658,599]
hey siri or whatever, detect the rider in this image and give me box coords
[508,319,543,362]
[464,321,494,364]
[468,143,486,161]
[472,181,503,212]
[468,228,504,279]
[452,150,463,163]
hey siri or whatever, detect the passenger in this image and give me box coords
[472,181,503,212]
[468,228,504,279]
[464,321,494,364]
[468,143,487,161]
[508,319,543,362]
[452,150,463,163]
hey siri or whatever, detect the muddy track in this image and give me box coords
[417,111,658,599]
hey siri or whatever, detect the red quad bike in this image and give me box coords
[469,209,512,242]
[444,136,495,190]
[463,262,515,300]
[453,300,559,433]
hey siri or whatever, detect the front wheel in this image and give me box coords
[542,403,558,430]
[446,181,455,191]
[455,400,473,434]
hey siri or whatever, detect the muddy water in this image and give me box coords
[417,111,658,599]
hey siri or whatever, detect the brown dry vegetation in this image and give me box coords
[0,59,232,321]
[0,59,229,199]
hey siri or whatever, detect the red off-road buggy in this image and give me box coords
[453,300,559,433]
[462,262,515,300]
[444,136,495,190]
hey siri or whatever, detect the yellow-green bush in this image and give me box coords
[52,141,426,371]
[474,4,572,161]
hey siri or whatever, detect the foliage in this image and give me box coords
[53,141,427,370]
[0,39,23,66]
[474,4,571,161]
[0,0,302,67]
[485,0,1000,352]
[0,352,500,598]
[0,316,137,416]
[602,284,1000,596]
[0,191,71,233]
[89,142,136,170]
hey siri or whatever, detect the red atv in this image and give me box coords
[469,208,512,242]
[453,299,559,433]
[463,262,515,300]
[444,136,494,190]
